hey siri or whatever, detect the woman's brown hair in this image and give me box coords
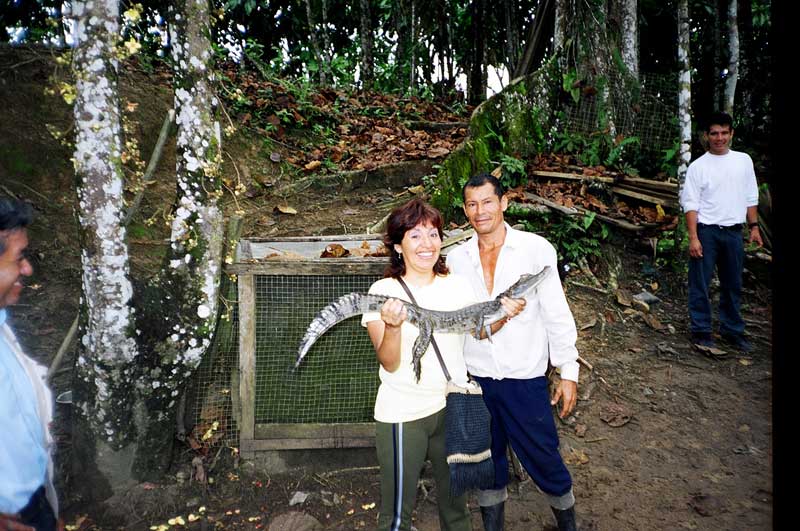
[383,198,449,279]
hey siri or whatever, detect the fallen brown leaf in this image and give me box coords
[321,244,349,258]
[599,403,632,427]
[275,205,298,215]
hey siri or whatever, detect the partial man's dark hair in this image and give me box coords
[383,197,449,279]
[462,172,505,202]
[704,111,734,133]
[0,197,33,254]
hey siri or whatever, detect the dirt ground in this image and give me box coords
[0,47,772,530]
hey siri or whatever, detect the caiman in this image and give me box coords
[295,266,550,381]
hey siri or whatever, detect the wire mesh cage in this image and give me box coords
[191,235,388,457]
[559,70,679,159]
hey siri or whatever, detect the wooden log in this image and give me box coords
[532,170,614,184]
[225,258,387,276]
[531,170,678,192]
[244,233,382,243]
[610,185,678,208]
[573,206,645,232]
[405,120,468,132]
[522,192,579,215]
[254,422,375,440]
[238,274,257,458]
[442,228,475,249]
[516,192,645,232]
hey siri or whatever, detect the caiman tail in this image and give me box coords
[295,293,389,368]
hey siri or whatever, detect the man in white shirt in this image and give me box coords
[0,197,61,531]
[679,112,762,352]
[446,174,580,531]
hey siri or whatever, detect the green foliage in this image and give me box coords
[659,139,681,178]
[562,70,581,104]
[652,226,689,273]
[552,121,641,171]
[512,208,610,264]
[496,153,527,189]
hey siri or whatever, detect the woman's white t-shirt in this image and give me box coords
[361,274,475,423]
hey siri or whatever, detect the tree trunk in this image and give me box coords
[713,0,724,110]
[138,0,226,476]
[320,0,333,83]
[409,0,417,90]
[723,0,738,115]
[619,0,639,80]
[358,0,374,90]
[72,0,140,501]
[736,0,753,123]
[503,0,518,74]
[467,0,487,105]
[305,0,326,85]
[554,0,566,55]
[677,0,692,188]
[514,0,554,79]
[70,0,226,501]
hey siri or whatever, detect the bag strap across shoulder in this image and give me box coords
[396,276,452,382]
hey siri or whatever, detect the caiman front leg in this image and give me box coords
[412,319,433,382]
[473,316,494,343]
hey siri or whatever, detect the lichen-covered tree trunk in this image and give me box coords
[619,0,639,80]
[358,0,374,90]
[409,0,417,90]
[724,0,738,115]
[554,0,566,57]
[70,0,226,497]
[129,0,225,476]
[677,0,692,187]
[71,0,140,501]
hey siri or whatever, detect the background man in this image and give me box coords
[679,112,762,352]
[446,174,580,531]
[0,197,61,531]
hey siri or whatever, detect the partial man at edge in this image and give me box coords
[0,197,62,531]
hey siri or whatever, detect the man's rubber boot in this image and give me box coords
[551,505,578,531]
[480,501,505,531]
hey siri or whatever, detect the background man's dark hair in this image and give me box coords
[0,197,33,254]
[705,111,734,133]
[462,172,505,202]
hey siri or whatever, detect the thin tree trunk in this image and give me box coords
[320,0,333,83]
[724,0,738,115]
[468,0,487,105]
[737,0,753,123]
[394,0,411,89]
[358,0,374,90]
[410,0,417,90]
[514,0,554,79]
[677,0,692,188]
[72,0,139,501]
[554,0,566,55]
[305,0,326,85]
[619,0,639,80]
[504,0,518,74]
[713,0,724,109]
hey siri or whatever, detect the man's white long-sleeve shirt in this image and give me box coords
[446,224,580,382]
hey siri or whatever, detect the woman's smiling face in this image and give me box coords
[395,221,442,276]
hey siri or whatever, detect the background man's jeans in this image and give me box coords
[688,223,744,337]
